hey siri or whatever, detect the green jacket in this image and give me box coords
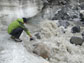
[8,18,30,36]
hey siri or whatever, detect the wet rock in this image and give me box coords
[70,36,84,45]
[33,43,51,59]
[72,15,78,19]
[52,10,70,20]
[81,32,84,40]
[34,33,41,39]
[44,0,68,5]
[52,4,79,20]
[82,32,84,36]
[71,26,80,33]
[58,20,70,28]
[79,3,84,10]
[80,13,84,22]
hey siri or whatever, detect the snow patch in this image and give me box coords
[0,32,49,63]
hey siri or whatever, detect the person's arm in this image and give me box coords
[25,29,32,38]
[24,28,34,41]
[18,21,32,37]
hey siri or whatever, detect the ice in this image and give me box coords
[0,32,49,63]
[22,6,38,18]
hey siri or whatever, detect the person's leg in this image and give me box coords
[10,27,23,39]
[15,28,23,38]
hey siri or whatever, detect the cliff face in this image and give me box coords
[0,0,80,31]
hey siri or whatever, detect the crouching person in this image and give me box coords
[8,18,34,42]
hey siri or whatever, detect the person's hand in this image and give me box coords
[30,37,34,41]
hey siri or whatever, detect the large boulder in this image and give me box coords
[33,42,51,59]
[70,36,84,45]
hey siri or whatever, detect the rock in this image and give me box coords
[79,3,84,10]
[58,20,70,28]
[80,13,84,22]
[33,43,51,59]
[44,0,68,5]
[82,32,84,36]
[81,32,84,40]
[71,26,80,33]
[34,33,41,39]
[52,4,79,20]
[52,10,70,20]
[70,36,84,45]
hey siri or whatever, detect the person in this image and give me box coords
[8,17,34,42]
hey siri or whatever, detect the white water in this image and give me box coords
[34,20,84,63]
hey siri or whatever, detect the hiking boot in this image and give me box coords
[14,38,22,42]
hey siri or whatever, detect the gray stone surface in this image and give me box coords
[58,20,70,28]
[71,26,80,33]
[70,36,84,45]
[33,42,51,59]
[34,32,41,39]
[52,4,79,20]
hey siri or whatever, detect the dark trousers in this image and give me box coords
[10,27,23,38]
